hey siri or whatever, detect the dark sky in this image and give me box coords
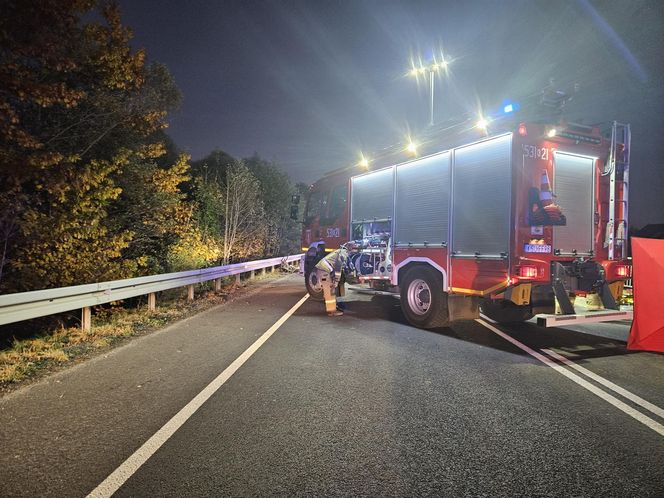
[118,0,664,227]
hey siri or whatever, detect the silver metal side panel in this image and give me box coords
[394,152,450,246]
[553,152,595,256]
[451,134,512,257]
[351,166,394,222]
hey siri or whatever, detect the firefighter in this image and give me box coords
[315,242,355,316]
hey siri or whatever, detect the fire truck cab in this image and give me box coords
[301,121,632,329]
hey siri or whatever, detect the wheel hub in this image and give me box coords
[308,271,323,293]
[407,278,431,315]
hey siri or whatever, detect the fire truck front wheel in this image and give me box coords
[305,270,324,301]
[480,299,533,323]
[400,267,449,329]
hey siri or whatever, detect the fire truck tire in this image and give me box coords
[305,270,324,302]
[400,267,449,329]
[480,299,533,323]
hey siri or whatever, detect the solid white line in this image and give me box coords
[541,348,664,420]
[87,293,310,498]
[475,319,664,438]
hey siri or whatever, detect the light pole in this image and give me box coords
[409,59,448,126]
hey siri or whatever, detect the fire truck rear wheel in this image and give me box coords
[480,299,533,323]
[400,267,449,329]
[305,270,324,302]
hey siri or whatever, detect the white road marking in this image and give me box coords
[87,294,310,498]
[475,319,664,438]
[541,348,664,420]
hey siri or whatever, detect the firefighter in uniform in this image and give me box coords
[315,243,354,316]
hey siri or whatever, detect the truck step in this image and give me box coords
[537,309,633,327]
[347,286,399,298]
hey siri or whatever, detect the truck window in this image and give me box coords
[325,184,347,222]
[305,190,324,221]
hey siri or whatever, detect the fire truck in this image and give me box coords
[300,121,632,328]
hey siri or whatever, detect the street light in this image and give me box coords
[475,117,489,131]
[408,57,449,126]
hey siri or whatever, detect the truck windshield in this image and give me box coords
[305,190,324,221]
[326,184,347,221]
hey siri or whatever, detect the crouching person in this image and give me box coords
[315,243,354,316]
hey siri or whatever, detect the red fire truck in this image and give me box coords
[301,121,632,328]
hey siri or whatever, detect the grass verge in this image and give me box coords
[0,272,288,392]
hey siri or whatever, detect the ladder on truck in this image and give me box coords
[606,121,631,260]
[538,122,633,327]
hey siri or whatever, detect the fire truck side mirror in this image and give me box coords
[290,204,299,220]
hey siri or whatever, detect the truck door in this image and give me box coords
[552,152,595,257]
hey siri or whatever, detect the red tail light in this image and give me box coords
[518,124,527,136]
[615,265,630,278]
[518,265,538,279]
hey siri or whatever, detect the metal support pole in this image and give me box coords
[249,270,254,279]
[235,273,241,285]
[147,292,156,311]
[429,70,435,126]
[261,267,266,276]
[214,278,222,292]
[81,306,91,332]
[187,284,194,301]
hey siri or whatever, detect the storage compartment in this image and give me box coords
[394,151,450,247]
[451,133,512,258]
[552,152,595,256]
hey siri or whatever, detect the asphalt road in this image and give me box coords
[1,274,662,497]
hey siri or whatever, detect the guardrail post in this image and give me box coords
[214,278,222,292]
[187,284,194,301]
[261,267,267,276]
[81,307,91,332]
[235,273,241,285]
[147,292,156,311]
[249,270,254,280]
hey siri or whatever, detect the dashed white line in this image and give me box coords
[475,319,664,438]
[541,348,664,420]
[87,293,310,498]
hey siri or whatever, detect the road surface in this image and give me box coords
[1,274,662,497]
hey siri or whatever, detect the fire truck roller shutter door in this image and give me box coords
[552,152,595,256]
[350,167,395,223]
[451,134,512,258]
[395,151,450,246]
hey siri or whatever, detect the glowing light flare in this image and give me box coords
[475,117,489,131]
[358,155,369,168]
[406,140,418,155]
[547,128,557,138]
[518,124,528,136]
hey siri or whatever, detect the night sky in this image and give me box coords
[118,0,664,227]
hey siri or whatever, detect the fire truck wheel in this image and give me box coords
[480,299,534,323]
[305,270,324,302]
[400,267,449,329]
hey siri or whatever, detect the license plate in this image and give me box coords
[525,244,551,253]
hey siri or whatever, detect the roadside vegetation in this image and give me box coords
[0,270,293,389]
[0,1,307,369]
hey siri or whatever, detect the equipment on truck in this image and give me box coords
[300,120,632,329]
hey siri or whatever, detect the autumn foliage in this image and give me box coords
[0,1,300,294]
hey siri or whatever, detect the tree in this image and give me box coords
[221,161,266,265]
[113,152,193,274]
[0,1,181,291]
[244,154,295,256]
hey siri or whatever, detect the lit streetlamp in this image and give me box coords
[409,58,448,126]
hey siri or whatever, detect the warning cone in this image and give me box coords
[540,170,554,207]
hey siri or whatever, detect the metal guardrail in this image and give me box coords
[0,254,303,329]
